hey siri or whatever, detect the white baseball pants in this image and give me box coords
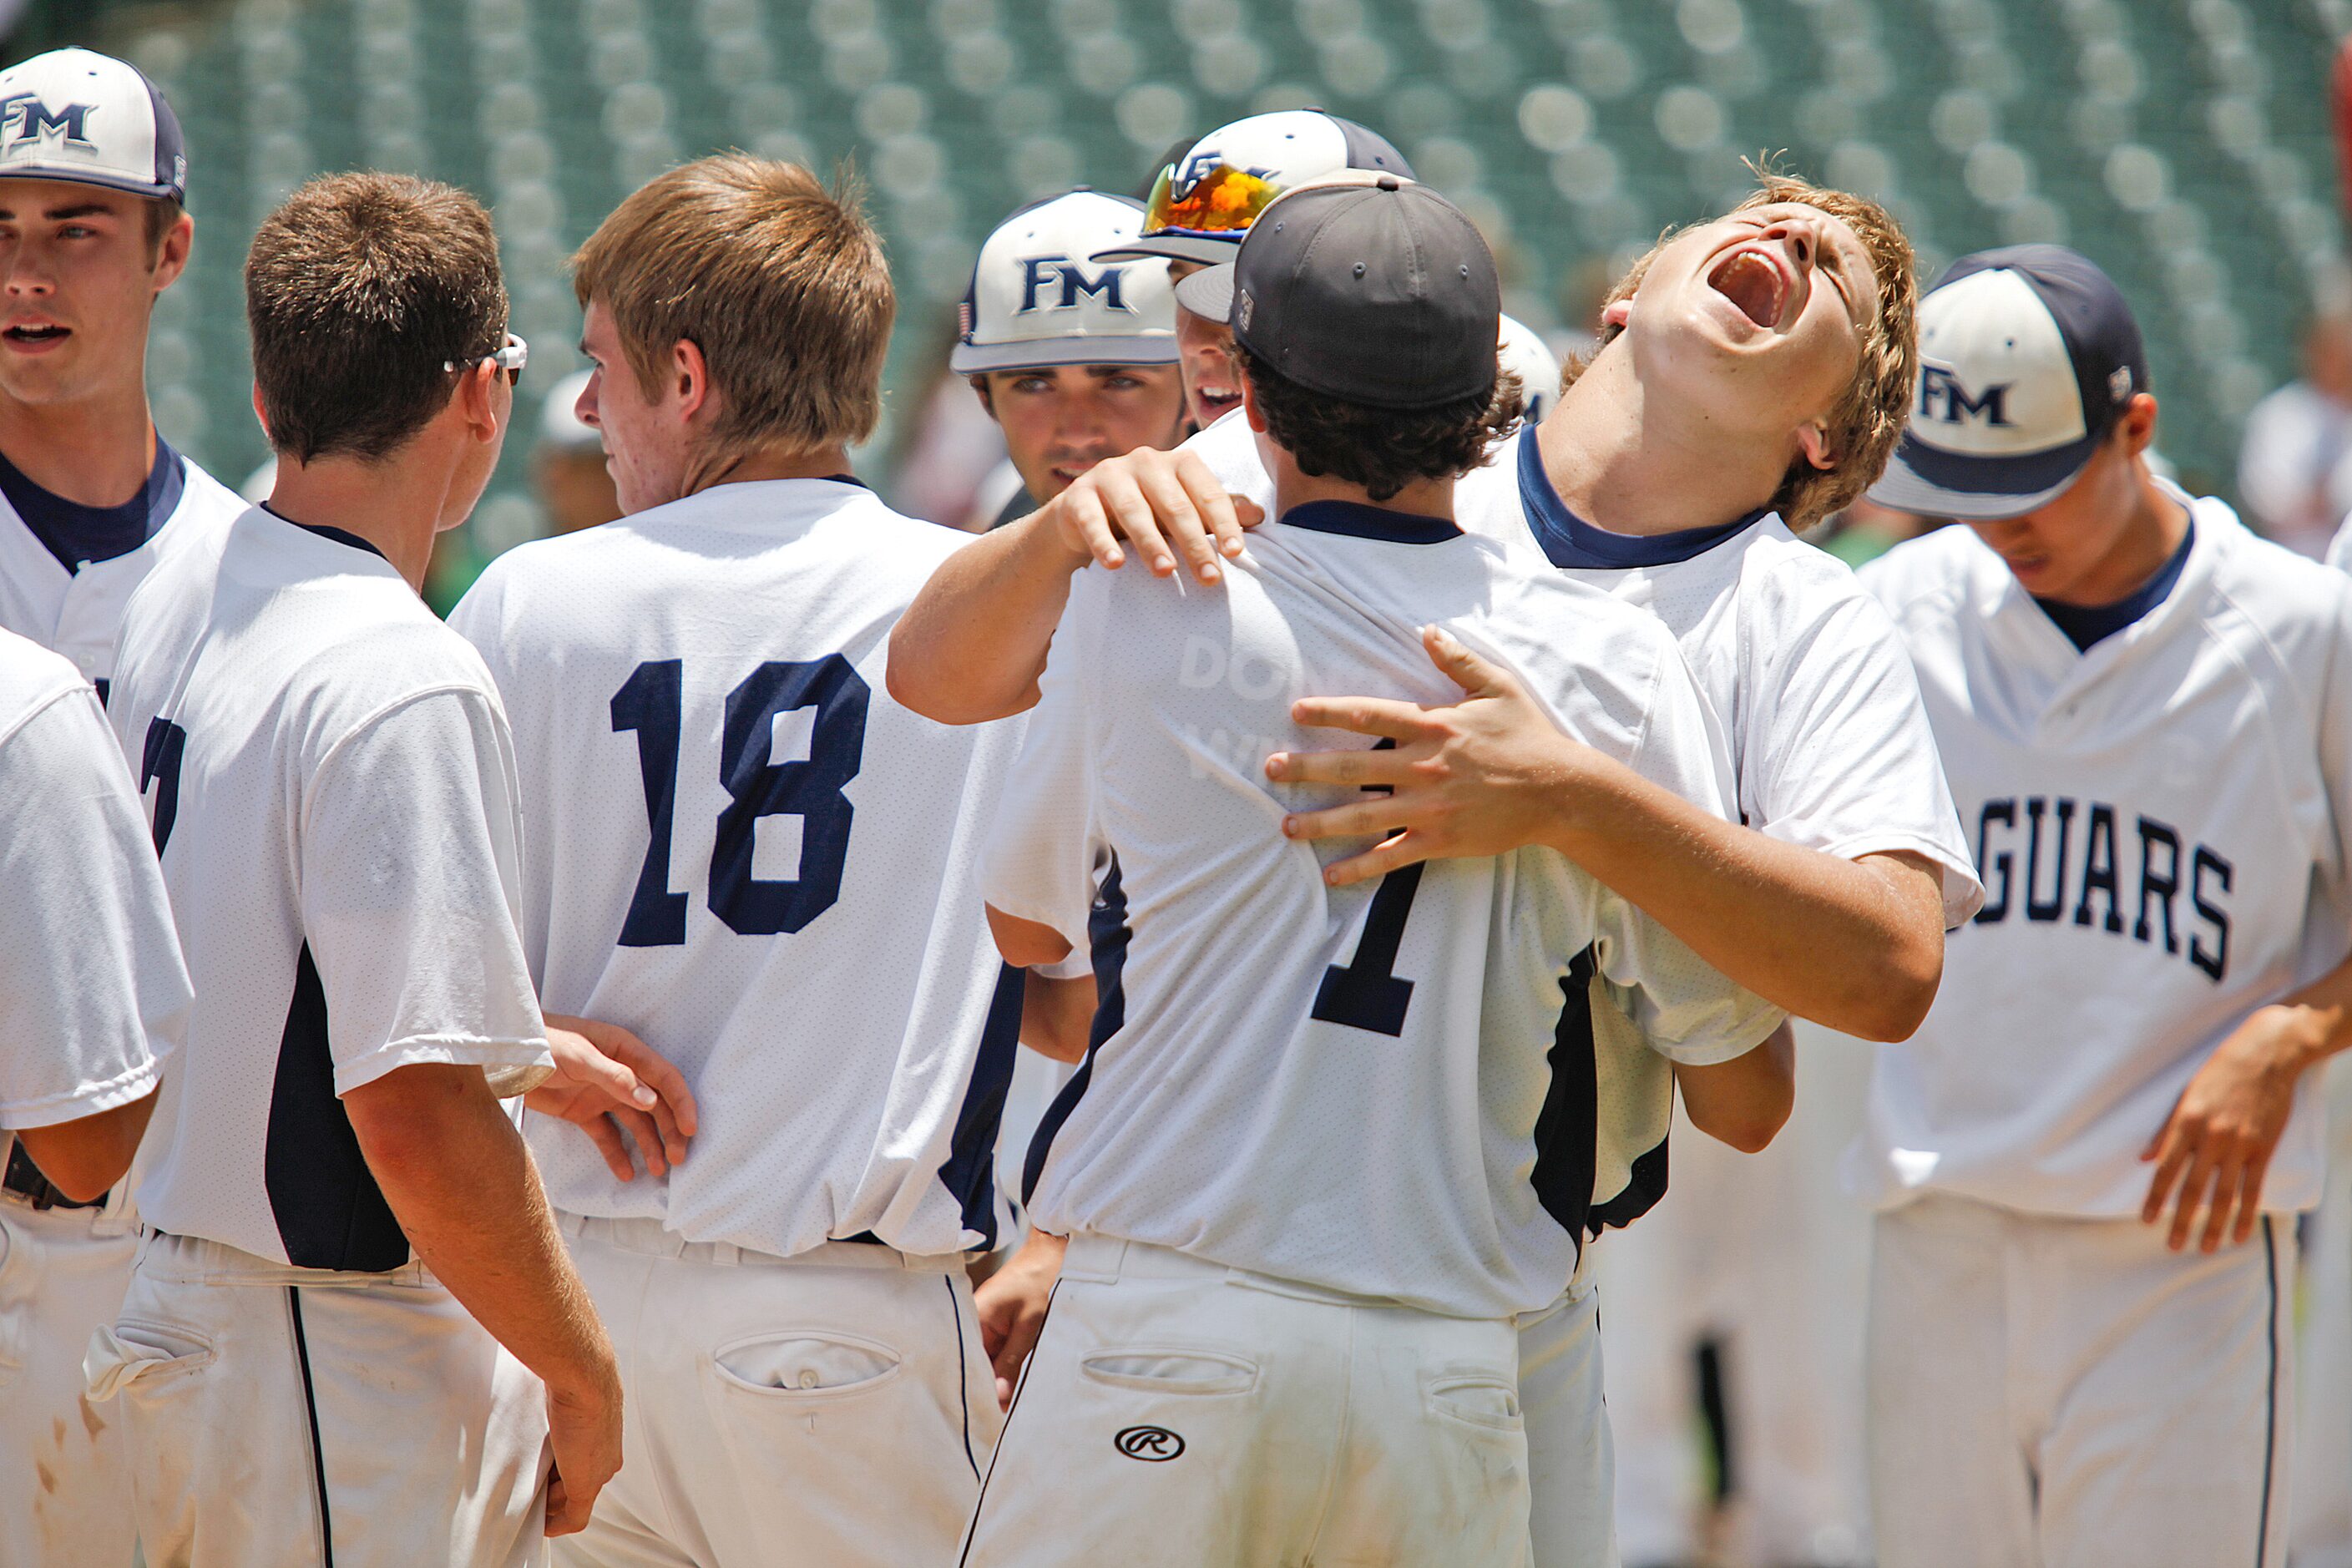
[89,1228,550,1568]
[0,1193,139,1568]
[1518,1281,1621,1568]
[550,1213,999,1568]
[1867,1193,2294,1568]
[960,1233,1532,1568]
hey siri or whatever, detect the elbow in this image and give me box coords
[883,643,1032,727]
[1847,943,1943,1044]
[1696,1100,1790,1155]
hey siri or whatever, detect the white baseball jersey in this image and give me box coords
[1186,413,1984,924]
[0,630,187,1129]
[987,501,1783,1319]
[0,438,246,699]
[109,508,551,1268]
[1852,494,2352,1216]
[2325,508,2352,573]
[449,478,1030,1260]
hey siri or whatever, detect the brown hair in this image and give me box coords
[572,154,893,456]
[1240,348,1523,503]
[1560,164,1919,530]
[245,172,506,463]
[142,196,184,255]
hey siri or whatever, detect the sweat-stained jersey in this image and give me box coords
[1854,494,2352,1216]
[449,478,1032,1260]
[109,508,551,1269]
[985,499,1783,1319]
[1183,412,1984,925]
[0,630,188,1130]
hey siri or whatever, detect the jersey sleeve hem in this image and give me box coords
[330,1035,555,1099]
[1648,1003,1787,1067]
[0,1050,168,1130]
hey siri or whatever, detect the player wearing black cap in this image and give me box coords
[948,180,1783,1568]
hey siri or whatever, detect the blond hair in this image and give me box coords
[1561,165,1919,530]
[573,154,894,455]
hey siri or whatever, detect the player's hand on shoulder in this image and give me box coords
[2139,1002,2321,1252]
[974,1228,1066,1410]
[1269,624,1598,885]
[529,1014,700,1181]
[1042,446,1261,584]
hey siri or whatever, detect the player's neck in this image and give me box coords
[0,384,159,508]
[681,440,856,496]
[266,452,456,592]
[1267,446,1454,522]
[2047,475,2193,609]
[1538,348,1788,538]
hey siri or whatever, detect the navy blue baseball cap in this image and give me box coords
[1869,245,2149,521]
[0,48,188,205]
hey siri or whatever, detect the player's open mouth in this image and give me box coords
[1195,386,1241,416]
[1707,248,1788,331]
[2,323,68,347]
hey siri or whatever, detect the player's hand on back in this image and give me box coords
[974,1228,1066,1410]
[1040,447,1261,584]
[1268,624,1601,886]
[2140,1002,2322,1252]
[529,1014,700,1181]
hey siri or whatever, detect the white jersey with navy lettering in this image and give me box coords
[449,478,1030,1260]
[0,630,188,1130]
[985,501,1783,1320]
[0,442,246,698]
[109,508,551,1268]
[1185,413,1984,924]
[1854,495,2352,1216]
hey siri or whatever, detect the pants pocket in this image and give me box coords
[711,1330,903,1401]
[1423,1368,1525,1434]
[1078,1347,1259,1398]
[84,1318,215,1401]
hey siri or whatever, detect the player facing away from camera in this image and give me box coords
[94,174,631,1566]
[448,154,1087,1568]
[958,188,1187,531]
[952,179,1785,1568]
[1853,247,2352,1568]
[0,48,252,1564]
[893,168,1980,1566]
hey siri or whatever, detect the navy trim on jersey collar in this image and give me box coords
[820,473,870,489]
[1515,430,1766,569]
[0,436,185,574]
[2033,518,2195,653]
[1277,499,1462,544]
[261,503,388,563]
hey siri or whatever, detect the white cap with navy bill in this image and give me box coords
[1869,245,2149,522]
[0,48,188,205]
[1096,109,1414,267]
[952,189,1178,375]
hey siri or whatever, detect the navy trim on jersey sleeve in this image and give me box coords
[1023,854,1129,1206]
[1516,430,1765,569]
[933,963,1027,1250]
[2033,518,2195,652]
[264,943,410,1272]
[1277,499,1462,544]
[0,436,185,574]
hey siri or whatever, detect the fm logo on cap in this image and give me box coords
[1017,255,1132,316]
[1919,362,2012,428]
[0,94,95,149]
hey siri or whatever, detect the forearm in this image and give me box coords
[13,1089,157,1202]
[886,511,1088,725]
[1540,748,1945,1040]
[1673,1021,1796,1153]
[2242,956,2352,1076]
[351,1067,614,1399]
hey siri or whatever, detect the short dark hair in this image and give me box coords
[142,196,183,255]
[1239,347,1521,503]
[246,172,507,464]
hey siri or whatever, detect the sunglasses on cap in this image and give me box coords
[443,331,529,386]
[1142,162,1284,239]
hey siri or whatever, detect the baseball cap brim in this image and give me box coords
[0,164,179,201]
[1171,263,1236,325]
[948,335,1181,375]
[1866,427,2100,521]
[1092,233,1242,266]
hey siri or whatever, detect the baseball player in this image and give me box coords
[1854,245,2352,1568]
[950,177,1785,1568]
[0,47,252,1566]
[894,168,1979,1565]
[94,172,625,1565]
[956,188,1186,534]
[448,154,1087,1568]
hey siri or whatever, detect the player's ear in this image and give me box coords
[150,211,193,294]
[2116,392,2159,456]
[1797,417,1835,472]
[673,337,714,424]
[1601,296,1633,329]
[1240,372,1267,434]
[250,382,271,443]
